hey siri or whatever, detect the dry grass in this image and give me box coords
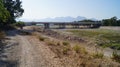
[92,52,104,59]
[73,45,88,54]
[62,41,70,46]
[46,41,56,45]
[33,31,120,66]
[62,47,70,55]
[73,45,81,53]
[45,39,120,66]
[32,32,46,41]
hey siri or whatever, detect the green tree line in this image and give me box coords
[102,17,120,26]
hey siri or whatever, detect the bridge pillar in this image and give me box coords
[59,23,66,29]
[44,23,50,29]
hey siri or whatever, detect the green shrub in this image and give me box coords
[62,47,70,54]
[62,41,70,46]
[92,52,104,59]
[73,45,87,54]
[112,51,120,63]
[73,45,81,53]
[14,21,25,29]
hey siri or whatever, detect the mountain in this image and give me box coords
[17,16,97,22]
[39,16,87,22]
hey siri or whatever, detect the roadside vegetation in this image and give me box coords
[112,50,120,63]
[32,32,119,66]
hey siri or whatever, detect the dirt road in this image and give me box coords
[0,30,63,67]
[18,32,63,67]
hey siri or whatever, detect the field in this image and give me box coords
[66,28,120,50]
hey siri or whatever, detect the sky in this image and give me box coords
[20,0,120,20]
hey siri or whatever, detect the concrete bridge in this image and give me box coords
[25,22,102,29]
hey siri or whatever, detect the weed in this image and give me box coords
[67,29,120,50]
[39,36,45,41]
[112,50,120,63]
[46,41,56,45]
[62,47,70,54]
[92,52,104,59]
[62,41,70,46]
[73,45,87,54]
[73,45,81,53]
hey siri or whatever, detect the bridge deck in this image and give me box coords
[25,22,102,29]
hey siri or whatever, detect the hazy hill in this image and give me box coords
[18,16,98,22]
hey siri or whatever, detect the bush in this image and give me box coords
[39,36,45,41]
[112,51,120,63]
[62,41,70,46]
[73,45,88,54]
[92,52,104,59]
[14,21,25,29]
[62,47,70,54]
[73,45,81,53]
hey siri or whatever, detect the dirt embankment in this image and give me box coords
[31,26,120,66]
[0,30,20,67]
[37,29,87,43]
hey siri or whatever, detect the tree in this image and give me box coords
[3,0,24,23]
[102,16,119,26]
[102,19,111,26]
[14,21,25,29]
[117,20,120,26]
[0,0,10,27]
[110,16,117,26]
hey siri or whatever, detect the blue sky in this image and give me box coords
[20,0,120,20]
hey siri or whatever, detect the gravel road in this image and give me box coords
[17,32,63,67]
[0,30,63,67]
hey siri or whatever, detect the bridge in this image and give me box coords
[25,22,102,29]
